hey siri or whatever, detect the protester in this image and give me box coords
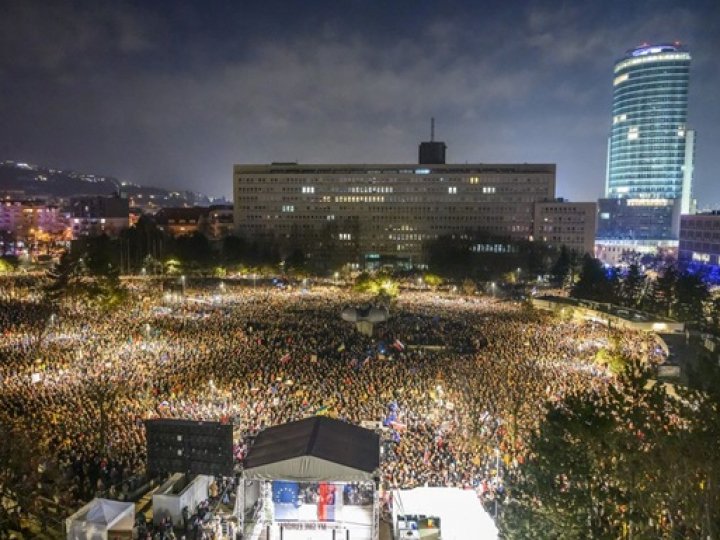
[0,283,663,516]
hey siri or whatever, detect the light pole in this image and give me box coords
[334,271,339,286]
[252,273,257,289]
[491,282,496,298]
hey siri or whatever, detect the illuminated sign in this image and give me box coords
[692,252,711,263]
[631,45,676,57]
[626,199,672,207]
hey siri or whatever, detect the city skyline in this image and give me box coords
[0,0,718,206]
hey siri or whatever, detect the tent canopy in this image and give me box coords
[66,498,135,540]
[243,416,380,482]
[393,487,498,540]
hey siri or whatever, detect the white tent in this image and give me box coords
[66,498,135,540]
[392,487,498,540]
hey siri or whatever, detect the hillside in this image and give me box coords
[0,160,213,207]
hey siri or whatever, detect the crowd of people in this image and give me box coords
[0,279,665,535]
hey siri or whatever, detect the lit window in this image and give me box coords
[339,233,352,241]
[613,73,629,86]
[302,186,315,194]
[327,215,335,221]
[627,126,639,140]
[448,186,457,194]
[282,205,295,212]
[482,186,496,194]
[469,177,479,184]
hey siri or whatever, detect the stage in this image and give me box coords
[240,417,381,540]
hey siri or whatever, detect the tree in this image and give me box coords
[285,247,306,272]
[222,235,247,266]
[501,358,720,539]
[172,232,214,269]
[594,334,626,374]
[653,265,678,317]
[0,258,14,274]
[422,273,443,290]
[675,271,709,323]
[82,234,118,276]
[551,245,572,287]
[45,253,87,311]
[119,215,168,272]
[461,278,477,296]
[681,354,720,538]
[571,254,618,303]
[501,391,620,539]
[620,264,645,308]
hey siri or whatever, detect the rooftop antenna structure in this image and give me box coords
[418,117,446,164]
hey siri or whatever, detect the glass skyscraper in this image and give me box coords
[602,43,695,241]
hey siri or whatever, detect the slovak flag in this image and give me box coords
[391,339,405,351]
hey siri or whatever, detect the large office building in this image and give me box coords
[233,157,596,266]
[597,43,695,256]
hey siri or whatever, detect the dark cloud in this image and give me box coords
[0,0,718,207]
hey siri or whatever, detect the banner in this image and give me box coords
[272,481,299,504]
[317,482,337,521]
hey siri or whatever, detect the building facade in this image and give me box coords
[154,207,209,237]
[206,205,234,239]
[679,213,720,269]
[233,162,570,264]
[0,198,68,254]
[69,195,129,239]
[601,43,694,248]
[533,201,597,255]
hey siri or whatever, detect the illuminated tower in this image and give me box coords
[603,43,694,240]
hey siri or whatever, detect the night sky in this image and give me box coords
[1,0,718,205]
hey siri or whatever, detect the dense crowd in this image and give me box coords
[0,281,665,529]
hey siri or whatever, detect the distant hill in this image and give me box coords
[0,160,215,207]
